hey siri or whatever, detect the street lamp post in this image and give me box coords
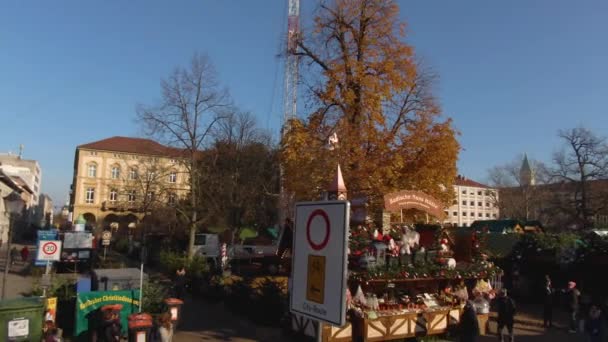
[2,192,25,300]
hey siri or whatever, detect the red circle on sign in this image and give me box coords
[42,241,57,255]
[306,209,330,251]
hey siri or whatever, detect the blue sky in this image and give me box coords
[1,1,607,207]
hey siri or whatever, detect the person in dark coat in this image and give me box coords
[173,267,186,300]
[459,300,479,342]
[565,281,581,333]
[496,289,516,342]
[585,305,604,342]
[543,275,554,328]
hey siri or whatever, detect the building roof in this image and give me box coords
[470,219,523,233]
[78,136,189,158]
[454,175,490,189]
[10,176,34,194]
[0,170,22,193]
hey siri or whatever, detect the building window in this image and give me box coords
[168,193,176,205]
[113,153,119,158]
[470,201,474,206]
[85,187,95,204]
[486,202,490,207]
[452,212,457,217]
[146,191,155,202]
[492,213,497,218]
[462,200,466,206]
[478,201,482,206]
[170,159,176,164]
[109,189,118,202]
[128,190,136,203]
[90,151,97,156]
[462,212,467,217]
[478,191,482,196]
[478,212,482,217]
[462,190,466,194]
[168,172,177,183]
[452,200,457,205]
[111,166,120,179]
[463,223,468,227]
[486,213,490,218]
[87,164,97,177]
[147,172,155,181]
[129,169,138,180]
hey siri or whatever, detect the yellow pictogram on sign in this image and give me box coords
[306,254,326,304]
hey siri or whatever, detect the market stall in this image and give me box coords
[320,190,501,341]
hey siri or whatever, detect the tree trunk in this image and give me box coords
[187,159,197,260]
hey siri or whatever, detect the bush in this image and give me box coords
[114,238,130,254]
[141,280,168,314]
[28,276,76,300]
[224,278,253,316]
[250,277,288,326]
[159,250,209,293]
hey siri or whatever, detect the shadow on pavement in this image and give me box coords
[175,295,289,342]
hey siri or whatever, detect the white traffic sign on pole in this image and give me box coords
[290,201,350,326]
[36,240,62,262]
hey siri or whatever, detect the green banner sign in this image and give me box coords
[75,290,140,337]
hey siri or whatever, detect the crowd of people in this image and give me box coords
[457,275,608,342]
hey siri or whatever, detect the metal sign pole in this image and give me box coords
[41,260,53,298]
[138,262,144,313]
[103,246,107,261]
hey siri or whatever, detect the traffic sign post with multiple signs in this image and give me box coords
[35,230,58,266]
[290,201,350,327]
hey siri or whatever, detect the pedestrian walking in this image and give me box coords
[585,305,604,342]
[496,289,516,342]
[100,310,121,342]
[173,267,186,300]
[20,245,29,262]
[565,281,581,333]
[10,247,18,265]
[543,275,554,328]
[459,300,479,342]
[157,312,174,342]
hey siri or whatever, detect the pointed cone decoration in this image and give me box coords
[329,164,347,193]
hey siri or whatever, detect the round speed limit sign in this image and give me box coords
[37,240,62,261]
[42,242,57,255]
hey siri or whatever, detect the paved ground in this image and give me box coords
[174,295,288,342]
[172,295,587,342]
[0,244,36,299]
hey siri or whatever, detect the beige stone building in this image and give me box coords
[69,137,190,230]
[443,175,500,227]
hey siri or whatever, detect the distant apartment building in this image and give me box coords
[444,175,500,227]
[0,169,35,242]
[37,194,54,227]
[0,152,42,207]
[69,137,190,230]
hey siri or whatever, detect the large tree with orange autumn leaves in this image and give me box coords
[281,0,460,216]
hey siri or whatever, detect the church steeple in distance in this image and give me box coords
[520,154,535,186]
